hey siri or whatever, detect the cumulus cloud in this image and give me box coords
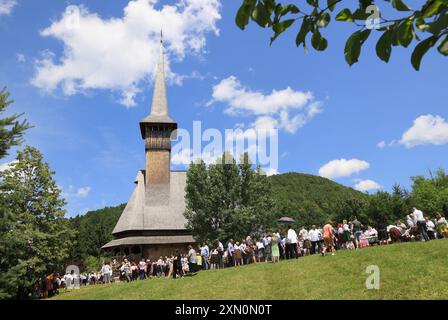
[32,0,221,107]
[209,75,323,134]
[61,185,92,199]
[0,0,17,15]
[318,158,370,179]
[399,114,448,148]
[354,179,381,192]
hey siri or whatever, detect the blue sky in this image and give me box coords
[0,0,447,216]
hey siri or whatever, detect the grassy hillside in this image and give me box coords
[270,172,369,226]
[54,239,448,300]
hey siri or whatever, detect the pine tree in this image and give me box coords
[0,87,30,159]
[0,146,76,299]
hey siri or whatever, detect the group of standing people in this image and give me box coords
[50,208,448,296]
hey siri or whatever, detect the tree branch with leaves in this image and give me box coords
[236,0,448,70]
[0,87,31,159]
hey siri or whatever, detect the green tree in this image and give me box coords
[70,204,125,259]
[0,87,31,159]
[184,152,275,243]
[0,146,75,299]
[236,0,448,70]
[410,169,448,215]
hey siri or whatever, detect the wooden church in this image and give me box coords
[102,39,195,259]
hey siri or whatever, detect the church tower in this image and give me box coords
[102,37,195,260]
[139,38,177,185]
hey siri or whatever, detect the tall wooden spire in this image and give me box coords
[139,37,177,185]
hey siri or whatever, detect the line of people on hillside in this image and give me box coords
[51,208,448,295]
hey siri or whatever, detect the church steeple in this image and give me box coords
[139,36,177,185]
[150,35,168,117]
[139,35,177,139]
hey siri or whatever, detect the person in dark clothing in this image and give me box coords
[173,250,183,279]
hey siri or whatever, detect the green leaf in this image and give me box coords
[271,19,295,44]
[327,0,337,12]
[327,0,338,12]
[437,35,448,56]
[359,0,374,10]
[352,9,369,21]
[311,30,328,51]
[391,0,412,12]
[336,8,354,22]
[344,29,371,66]
[317,12,331,28]
[252,2,271,27]
[376,30,393,62]
[427,14,448,35]
[306,0,318,7]
[236,0,256,30]
[397,19,414,47]
[422,0,445,18]
[280,4,300,16]
[411,35,438,70]
[415,17,430,32]
[296,18,310,48]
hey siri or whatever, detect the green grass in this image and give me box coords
[53,239,448,300]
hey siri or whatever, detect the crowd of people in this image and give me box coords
[42,207,448,297]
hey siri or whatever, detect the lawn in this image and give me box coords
[53,239,448,300]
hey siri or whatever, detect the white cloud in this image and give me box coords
[252,116,278,133]
[32,0,221,107]
[16,53,25,63]
[377,141,386,149]
[210,75,312,115]
[76,186,91,198]
[399,114,448,148]
[354,179,381,192]
[61,185,92,199]
[0,0,17,15]
[0,161,18,172]
[209,75,322,133]
[318,158,370,179]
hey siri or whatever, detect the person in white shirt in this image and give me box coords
[286,225,298,259]
[308,225,322,254]
[217,240,224,269]
[412,208,430,241]
[139,259,146,280]
[101,263,111,284]
[425,216,436,239]
[299,226,308,241]
[299,226,311,256]
[406,215,414,228]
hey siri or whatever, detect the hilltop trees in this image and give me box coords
[184,152,275,243]
[410,169,448,215]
